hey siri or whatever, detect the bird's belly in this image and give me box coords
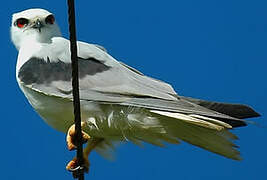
[18,84,163,141]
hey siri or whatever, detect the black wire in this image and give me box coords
[67,0,84,179]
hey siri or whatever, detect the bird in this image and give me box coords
[11,8,260,175]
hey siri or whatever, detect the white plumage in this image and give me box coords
[11,8,260,162]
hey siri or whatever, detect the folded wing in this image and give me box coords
[18,37,260,160]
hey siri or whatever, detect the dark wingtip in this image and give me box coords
[181,96,261,119]
[236,104,261,119]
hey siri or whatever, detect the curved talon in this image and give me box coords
[66,156,90,179]
[68,165,83,172]
[67,164,86,179]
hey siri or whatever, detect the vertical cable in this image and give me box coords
[67,0,84,179]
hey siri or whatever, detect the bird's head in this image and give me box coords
[11,8,61,50]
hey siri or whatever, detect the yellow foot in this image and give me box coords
[66,154,90,178]
[66,138,104,178]
[66,122,90,151]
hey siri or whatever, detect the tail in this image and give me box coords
[150,110,241,160]
[91,99,260,160]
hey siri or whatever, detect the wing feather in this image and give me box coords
[18,37,248,126]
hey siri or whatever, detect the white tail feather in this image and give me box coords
[150,110,225,131]
[189,114,233,129]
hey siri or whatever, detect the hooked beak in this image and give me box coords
[31,19,44,32]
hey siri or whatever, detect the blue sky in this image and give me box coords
[1,0,267,179]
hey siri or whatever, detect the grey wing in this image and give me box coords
[17,53,178,102]
[18,56,247,127]
[18,41,256,127]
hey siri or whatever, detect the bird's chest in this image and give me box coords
[17,83,76,132]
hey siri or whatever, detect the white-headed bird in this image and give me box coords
[11,8,260,175]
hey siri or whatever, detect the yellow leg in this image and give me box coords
[84,138,104,158]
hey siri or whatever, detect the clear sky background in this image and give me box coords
[1,0,267,180]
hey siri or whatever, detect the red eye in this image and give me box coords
[45,15,55,24]
[15,18,29,28]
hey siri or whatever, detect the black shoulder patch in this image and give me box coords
[18,57,111,85]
